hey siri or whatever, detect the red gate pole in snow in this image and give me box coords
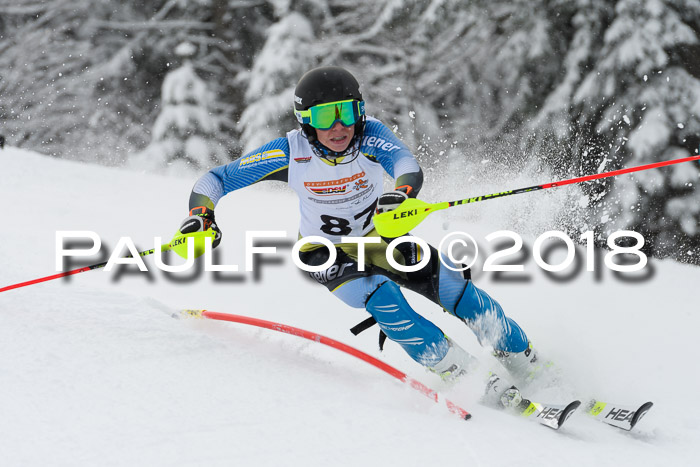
[182,309,471,421]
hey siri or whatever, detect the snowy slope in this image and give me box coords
[2,146,699,467]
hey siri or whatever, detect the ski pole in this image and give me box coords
[373,154,700,237]
[0,242,173,294]
[179,309,472,420]
[0,229,217,294]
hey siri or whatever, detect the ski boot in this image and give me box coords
[493,341,557,388]
[428,337,478,382]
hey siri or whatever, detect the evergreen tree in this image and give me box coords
[238,10,315,152]
[129,43,224,175]
[531,0,700,259]
[0,0,266,164]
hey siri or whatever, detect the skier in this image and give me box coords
[177,66,544,409]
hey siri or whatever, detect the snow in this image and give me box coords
[666,196,700,235]
[161,63,210,108]
[2,146,700,466]
[238,12,315,153]
[127,61,222,176]
[244,13,313,101]
[628,108,671,159]
[669,156,698,188]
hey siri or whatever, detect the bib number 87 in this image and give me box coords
[320,215,351,235]
[319,200,378,236]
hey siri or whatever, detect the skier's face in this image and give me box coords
[316,121,355,152]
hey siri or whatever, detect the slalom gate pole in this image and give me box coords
[181,309,471,421]
[373,154,700,237]
[0,242,172,294]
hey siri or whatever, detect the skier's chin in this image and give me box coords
[317,126,354,153]
[326,137,350,152]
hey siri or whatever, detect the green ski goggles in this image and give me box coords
[294,99,365,130]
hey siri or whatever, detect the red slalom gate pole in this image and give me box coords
[182,309,471,420]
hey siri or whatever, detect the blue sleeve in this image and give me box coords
[360,118,420,179]
[192,138,290,207]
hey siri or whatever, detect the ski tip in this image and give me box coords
[587,399,654,431]
[567,400,582,410]
[557,400,581,429]
[630,401,654,429]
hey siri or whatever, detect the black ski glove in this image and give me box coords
[376,190,409,215]
[178,206,222,248]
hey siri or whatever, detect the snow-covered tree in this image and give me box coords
[0,0,268,163]
[594,0,700,259]
[238,11,315,152]
[529,0,700,258]
[129,43,225,175]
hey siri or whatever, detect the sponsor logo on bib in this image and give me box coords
[304,171,366,196]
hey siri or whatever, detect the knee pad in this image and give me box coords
[332,275,390,308]
[437,260,469,313]
[365,281,449,366]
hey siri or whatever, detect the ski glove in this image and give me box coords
[179,206,222,248]
[376,190,409,215]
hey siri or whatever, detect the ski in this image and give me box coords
[518,399,581,430]
[585,400,653,431]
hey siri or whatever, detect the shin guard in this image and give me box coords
[454,281,529,353]
[365,281,449,367]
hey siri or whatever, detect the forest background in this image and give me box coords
[1,0,699,263]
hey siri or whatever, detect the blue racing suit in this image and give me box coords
[189,117,528,367]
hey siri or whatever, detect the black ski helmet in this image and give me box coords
[293,66,365,146]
